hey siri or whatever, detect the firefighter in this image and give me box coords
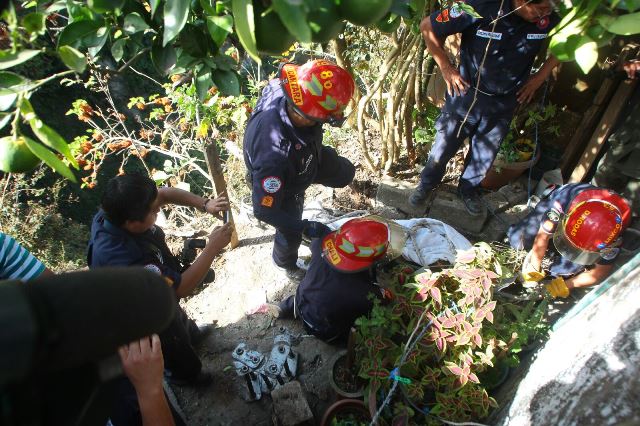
[507,184,632,298]
[272,218,390,343]
[409,0,560,215]
[243,60,356,282]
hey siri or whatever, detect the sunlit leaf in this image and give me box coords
[206,15,234,48]
[0,50,40,70]
[272,0,311,43]
[123,12,149,35]
[58,46,87,73]
[232,0,260,63]
[22,12,46,35]
[574,38,598,74]
[111,38,126,62]
[605,11,640,34]
[57,19,105,48]
[23,136,77,182]
[163,0,190,46]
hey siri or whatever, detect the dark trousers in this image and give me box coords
[160,300,202,380]
[272,147,355,268]
[278,295,345,344]
[419,111,510,195]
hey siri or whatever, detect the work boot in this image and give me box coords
[275,264,306,283]
[408,186,433,208]
[459,190,485,216]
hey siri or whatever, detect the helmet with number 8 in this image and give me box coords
[553,189,631,265]
[279,60,355,126]
[322,218,389,272]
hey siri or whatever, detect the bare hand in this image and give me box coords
[623,60,640,79]
[205,194,230,221]
[517,73,544,104]
[118,335,164,396]
[441,64,469,97]
[207,222,233,252]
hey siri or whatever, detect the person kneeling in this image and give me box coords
[274,218,391,343]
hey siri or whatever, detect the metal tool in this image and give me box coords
[231,327,300,401]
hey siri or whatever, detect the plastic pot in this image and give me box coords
[320,398,371,426]
[328,349,365,399]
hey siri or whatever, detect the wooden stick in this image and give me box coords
[204,141,239,249]
[346,327,357,371]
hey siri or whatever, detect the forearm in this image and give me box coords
[565,264,613,289]
[529,230,551,270]
[136,389,175,426]
[536,55,560,80]
[177,244,220,297]
[420,18,453,72]
[158,187,205,210]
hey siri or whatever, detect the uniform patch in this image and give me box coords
[436,9,450,22]
[144,264,162,275]
[527,33,547,40]
[261,195,274,207]
[262,176,282,193]
[476,30,502,40]
[600,247,620,261]
[449,4,464,18]
[536,16,549,29]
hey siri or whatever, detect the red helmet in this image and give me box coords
[322,218,389,272]
[279,60,355,126]
[553,189,631,265]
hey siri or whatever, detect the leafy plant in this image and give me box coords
[497,103,559,164]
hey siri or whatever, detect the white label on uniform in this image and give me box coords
[262,176,282,193]
[527,33,547,40]
[476,30,502,40]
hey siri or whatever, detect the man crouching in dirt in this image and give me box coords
[265,218,389,344]
[87,174,232,421]
[243,60,356,282]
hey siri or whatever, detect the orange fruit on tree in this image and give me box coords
[0,136,42,173]
[339,0,392,26]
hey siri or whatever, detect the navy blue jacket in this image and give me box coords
[431,0,559,116]
[87,210,182,288]
[243,80,324,234]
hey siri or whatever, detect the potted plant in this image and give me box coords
[320,399,371,426]
[482,104,560,189]
[329,349,366,399]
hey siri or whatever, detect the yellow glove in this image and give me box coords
[545,277,570,299]
[521,251,545,284]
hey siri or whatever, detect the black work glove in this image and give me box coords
[302,220,332,239]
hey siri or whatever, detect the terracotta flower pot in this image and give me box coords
[320,398,370,426]
[481,149,540,190]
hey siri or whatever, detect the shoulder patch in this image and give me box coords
[262,176,282,193]
[600,247,620,261]
[436,9,450,22]
[261,196,274,207]
[536,16,550,29]
[449,4,464,18]
[144,264,162,275]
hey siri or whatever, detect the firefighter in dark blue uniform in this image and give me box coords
[269,218,390,343]
[243,60,356,281]
[409,0,560,215]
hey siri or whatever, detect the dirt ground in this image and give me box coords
[170,182,368,426]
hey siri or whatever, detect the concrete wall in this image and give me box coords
[495,253,640,426]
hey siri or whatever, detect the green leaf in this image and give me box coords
[272,0,311,43]
[163,0,190,46]
[0,112,11,131]
[149,0,161,17]
[232,0,260,63]
[180,24,210,58]
[212,68,240,96]
[87,0,125,13]
[206,15,234,48]
[195,68,213,101]
[23,136,77,182]
[0,50,40,70]
[111,38,126,62]
[0,72,32,111]
[57,19,105,48]
[20,99,77,167]
[151,40,177,75]
[457,2,482,19]
[22,12,46,35]
[574,37,598,74]
[58,46,87,73]
[87,27,109,58]
[124,12,149,35]
[604,11,640,35]
[200,0,216,14]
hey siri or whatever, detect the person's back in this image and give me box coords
[0,232,51,281]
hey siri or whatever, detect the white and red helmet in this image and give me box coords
[553,189,631,265]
